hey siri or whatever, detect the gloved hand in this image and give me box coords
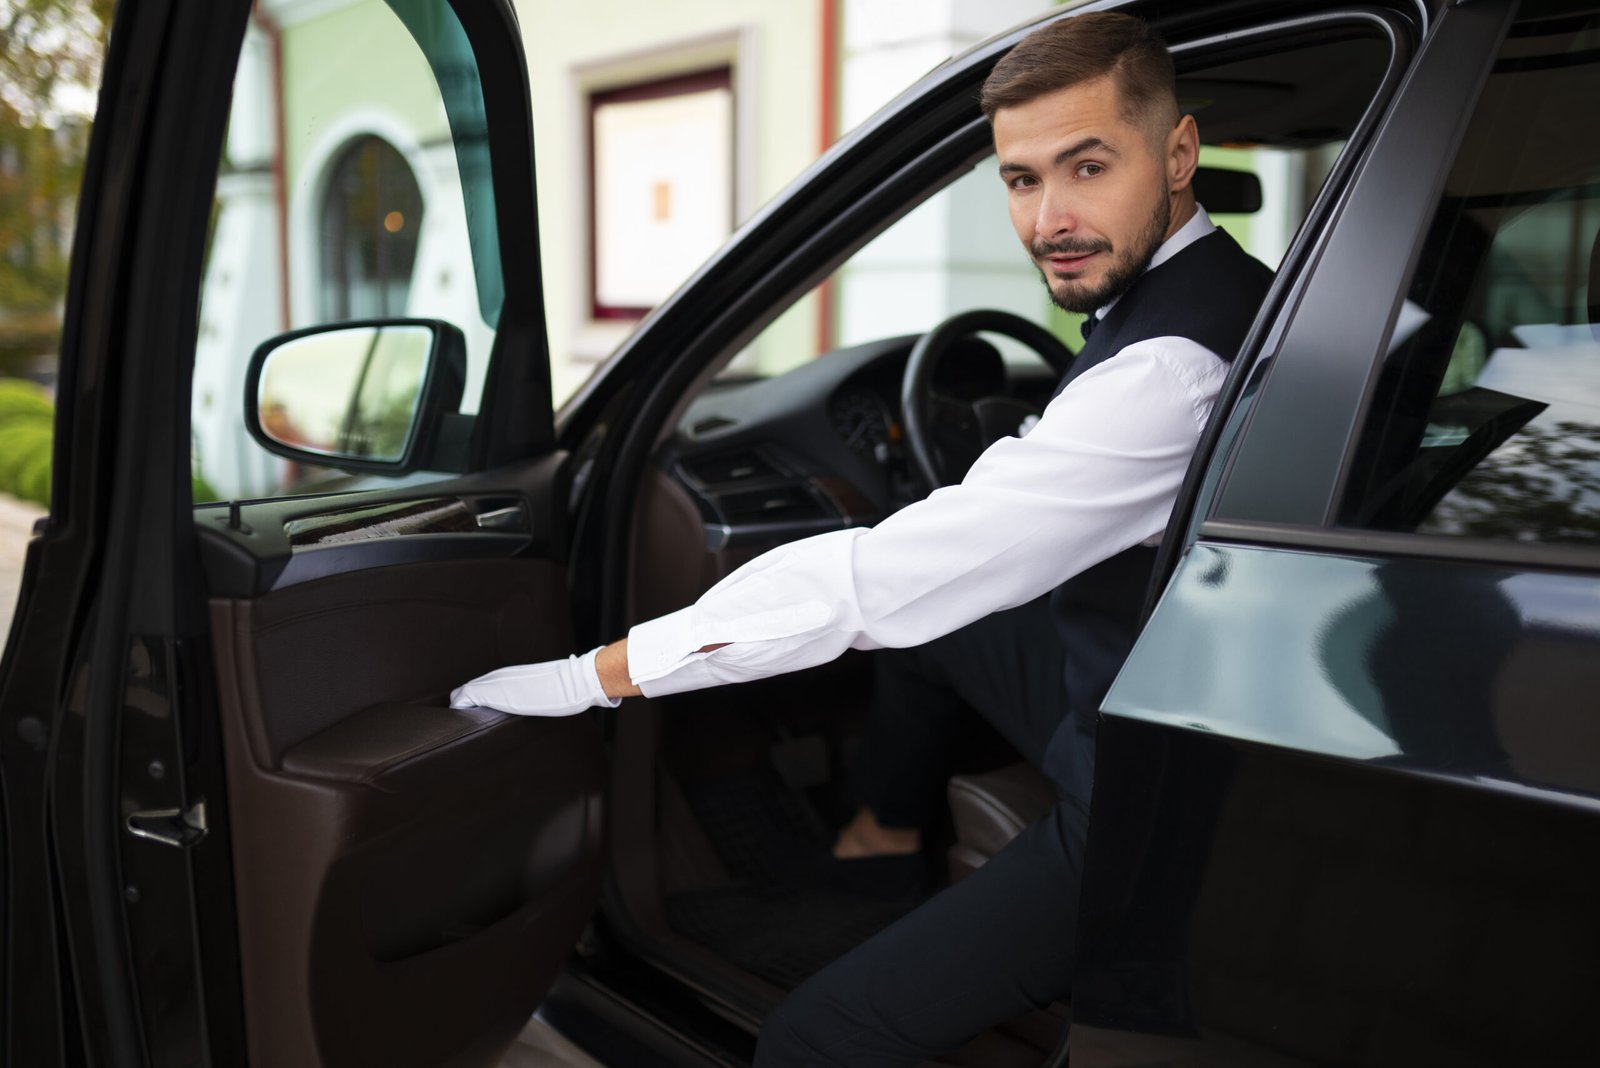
[449,647,623,716]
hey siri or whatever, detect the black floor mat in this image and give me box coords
[667,764,925,990]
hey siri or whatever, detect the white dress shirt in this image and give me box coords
[628,208,1230,697]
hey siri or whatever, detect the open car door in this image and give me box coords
[0,1,605,1065]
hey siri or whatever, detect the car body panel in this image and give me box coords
[1075,712,1600,1065]
[1107,543,1600,790]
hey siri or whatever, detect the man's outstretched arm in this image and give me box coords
[450,637,733,713]
[452,340,1222,716]
[595,639,732,698]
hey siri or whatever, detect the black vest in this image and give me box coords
[1040,228,1273,809]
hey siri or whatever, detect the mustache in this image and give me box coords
[1031,237,1111,258]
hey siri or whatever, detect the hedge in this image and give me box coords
[0,379,53,508]
[0,378,221,507]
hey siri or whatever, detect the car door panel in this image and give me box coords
[211,556,572,762]
[202,456,603,1066]
[211,562,603,1066]
[1077,545,1600,1064]
[1077,710,1600,1066]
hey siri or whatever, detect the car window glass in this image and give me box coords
[714,136,1344,387]
[1340,7,1600,545]
[190,0,500,504]
[716,158,1072,384]
[708,23,1390,389]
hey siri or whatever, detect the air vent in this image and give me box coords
[683,450,782,487]
[690,415,737,436]
[717,485,832,525]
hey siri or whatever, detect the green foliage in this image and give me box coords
[0,385,52,506]
[192,472,218,504]
[0,378,218,507]
[0,375,53,421]
[0,0,116,127]
[0,417,46,475]
[0,113,87,375]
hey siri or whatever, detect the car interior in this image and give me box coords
[589,24,1399,1065]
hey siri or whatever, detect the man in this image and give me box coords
[454,12,1272,1066]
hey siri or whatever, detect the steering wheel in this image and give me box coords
[901,309,1075,488]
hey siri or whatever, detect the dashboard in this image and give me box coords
[660,332,1053,551]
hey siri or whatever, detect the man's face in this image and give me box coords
[993,76,1180,314]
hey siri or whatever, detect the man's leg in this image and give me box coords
[758,797,1085,1067]
[843,595,1068,856]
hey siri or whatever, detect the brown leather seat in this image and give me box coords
[946,761,1058,883]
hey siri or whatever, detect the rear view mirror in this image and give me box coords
[1191,166,1263,214]
[244,319,466,474]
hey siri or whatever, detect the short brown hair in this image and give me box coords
[980,13,1176,131]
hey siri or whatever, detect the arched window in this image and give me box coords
[319,136,424,321]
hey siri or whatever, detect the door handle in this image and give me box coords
[473,504,528,531]
[126,800,207,848]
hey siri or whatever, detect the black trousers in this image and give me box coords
[754,596,1084,1067]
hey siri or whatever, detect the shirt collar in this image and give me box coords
[1091,204,1218,322]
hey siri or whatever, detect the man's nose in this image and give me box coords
[1035,185,1079,238]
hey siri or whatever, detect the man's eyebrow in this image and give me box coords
[1053,136,1118,167]
[997,136,1119,177]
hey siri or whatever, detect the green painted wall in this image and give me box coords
[280,2,450,190]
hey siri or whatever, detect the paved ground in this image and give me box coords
[499,1017,606,1068]
[0,494,45,640]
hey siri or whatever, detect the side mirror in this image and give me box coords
[244,319,467,474]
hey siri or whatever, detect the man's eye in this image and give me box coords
[1007,174,1037,191]
[1076,162,1104,178]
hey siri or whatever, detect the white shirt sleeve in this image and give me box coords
[626,337,1228,697]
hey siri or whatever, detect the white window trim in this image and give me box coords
[287,110,435,328]
[565,27,758,365]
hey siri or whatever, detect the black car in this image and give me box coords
[3,0,1598,1064]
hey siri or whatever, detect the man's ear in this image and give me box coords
[1166,114,1200,192]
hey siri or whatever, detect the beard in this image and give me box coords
[1033,193,1171,315]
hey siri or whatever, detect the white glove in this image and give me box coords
[449,647,623,717]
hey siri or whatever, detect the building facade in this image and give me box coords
[191,0,1297,500]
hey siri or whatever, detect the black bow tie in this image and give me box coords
[1080,315,1098,343]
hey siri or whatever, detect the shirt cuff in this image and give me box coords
[627,606,701,689]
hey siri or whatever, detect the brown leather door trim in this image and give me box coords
[209,557,604,1067]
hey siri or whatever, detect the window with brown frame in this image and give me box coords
[588,67,734,320]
